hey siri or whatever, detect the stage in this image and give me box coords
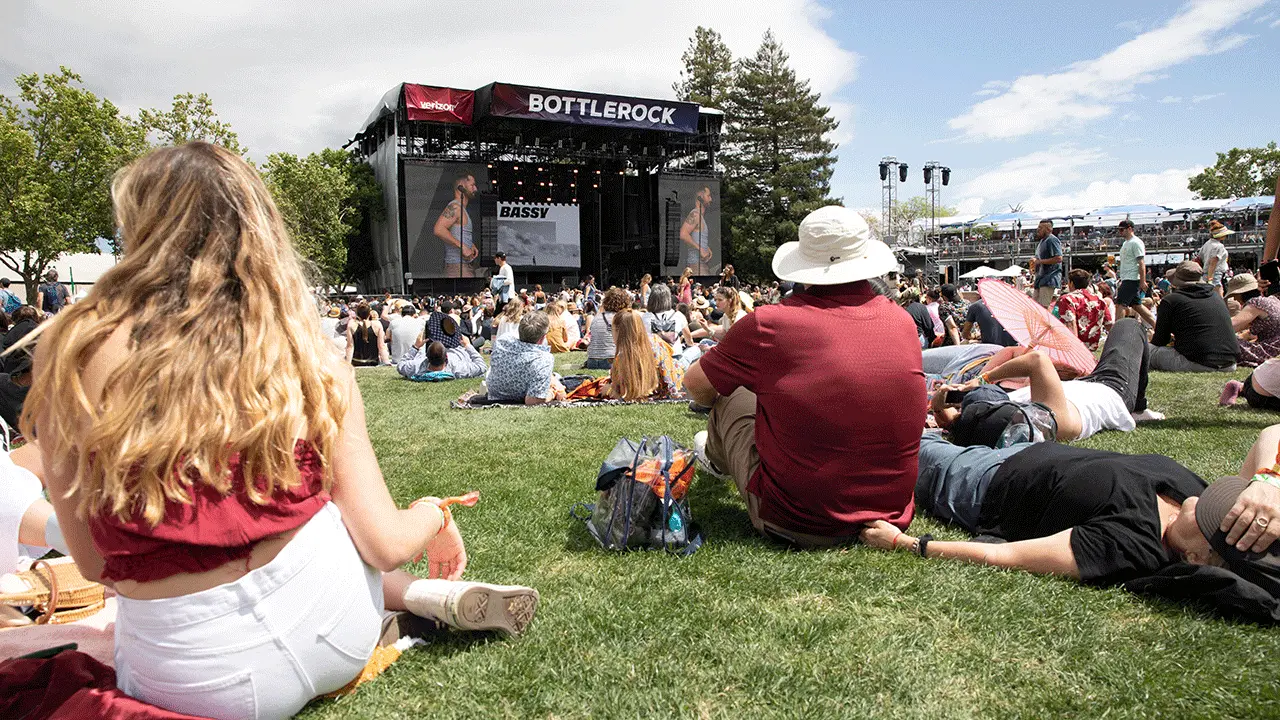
[347,81,723,295]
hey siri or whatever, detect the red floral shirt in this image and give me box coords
[1055,289,1105,351]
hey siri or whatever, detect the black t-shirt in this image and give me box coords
[979,443,1207,585]
[964,300,1018,347]
[904,302,936,343]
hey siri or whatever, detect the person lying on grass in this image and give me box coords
[931,318,1163,445]
[861,426,1280,590]
[21,143,538,720]
[395,326,487,381]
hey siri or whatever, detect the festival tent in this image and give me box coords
[1079,204,1171,225]
[1222,196,1275,211]
[1166,199,1234,214]
[968,211,1041,231]
[959,265,1002,279]
[998,264,1025,277]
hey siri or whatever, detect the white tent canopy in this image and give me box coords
[998,264,1025,277]
[959,265,1002,279]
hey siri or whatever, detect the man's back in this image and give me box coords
[388,316,423,359]
[1152,284,1238,367]
[965,300,1018,347]
[697,281,926,535]
[487,336,552,401]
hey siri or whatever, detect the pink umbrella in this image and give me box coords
[977,278,1097,377]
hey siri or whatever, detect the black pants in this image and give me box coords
[1080,318,1149,413]
[1243,374,1280,411]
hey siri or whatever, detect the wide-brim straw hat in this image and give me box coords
[1226,273,1259,297]
[772,206,897,285]
[1209,220,1236,239]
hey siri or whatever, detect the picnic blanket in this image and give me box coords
[451,389,687,410]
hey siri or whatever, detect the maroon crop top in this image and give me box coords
[89,440,330,583]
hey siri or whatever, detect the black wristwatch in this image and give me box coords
[917,534,934,558]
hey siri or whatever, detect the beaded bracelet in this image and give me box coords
[1250,473,1280,490]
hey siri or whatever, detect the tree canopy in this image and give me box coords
[0,67,146,301]
[139,92,245,155]
[1188,142,1279,199]
[717,31,840,280]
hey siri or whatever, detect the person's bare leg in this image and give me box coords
[1239,424,1280,478]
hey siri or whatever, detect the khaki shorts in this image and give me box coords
[705,387,859,548]
[1035,285,1056,307]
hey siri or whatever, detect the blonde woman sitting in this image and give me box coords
[605,310,685,401]
[24,144,537,720]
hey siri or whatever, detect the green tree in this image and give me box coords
[721,31,840,280]
[891,196,957,242]
[263,148,382,290]
[0,67,146,302]
[139,92,244,154]
[1188,143,1280,199]
[673,26,734,110]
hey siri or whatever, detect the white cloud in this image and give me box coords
[962,146,1108,200]
[954,146,1203,213]
[1192,92,1225,102]
[947,0,1265,141]
[1021,166,1203,210]
[1272,17,1280,27]
[0,1,859,159]
[1159,95,1183,103]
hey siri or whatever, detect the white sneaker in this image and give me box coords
[1131,408,1166,423]
[403,579,539,636]
[693,430,727,478]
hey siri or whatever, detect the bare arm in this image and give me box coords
[1266,176,1280,262]
[679,208,702,250]
[375,323,390,364]
[1204,256,1219,280]
[1138,257,1148,290]
[433,201,463,249]
[861,520,1080,578]
[945,316,960,346]
[960,321,975,342]
[683,361,719,407]
[330,368,445,571]
[978,349,1078,437]
[344,323,355,363]
[1232,304,1264,334]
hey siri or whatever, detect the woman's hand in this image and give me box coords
[423,516,468,580]
[860,520,912,552]
[1221,480,1280,553]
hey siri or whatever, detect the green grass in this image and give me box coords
[299,353,1280,720]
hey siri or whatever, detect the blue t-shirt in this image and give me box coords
[1035,235,1062,289]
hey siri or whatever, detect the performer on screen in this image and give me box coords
[680,185,716,276]
[434,172,478,278]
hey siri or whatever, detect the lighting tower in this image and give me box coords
[879,157,907,245]
[922,161,951,284]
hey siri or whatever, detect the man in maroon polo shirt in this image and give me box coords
[683,206,927,546]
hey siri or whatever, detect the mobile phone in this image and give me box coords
[944,389,970,405]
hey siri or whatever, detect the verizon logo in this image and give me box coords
[419,101,457,112]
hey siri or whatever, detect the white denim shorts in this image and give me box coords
[114,502,384,720]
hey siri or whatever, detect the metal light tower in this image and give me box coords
[922,161,951,283]
[879,157,907,245]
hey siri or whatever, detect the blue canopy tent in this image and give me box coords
[1222,196,1275,211]
[1080,204,1171,226]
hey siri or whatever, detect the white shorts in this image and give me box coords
[114,502,384,720]
[0,451,48,574]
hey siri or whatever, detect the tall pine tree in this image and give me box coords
[722,31,839,280]
[673,27,734,110]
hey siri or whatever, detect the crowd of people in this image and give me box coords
[2,143,1278,720]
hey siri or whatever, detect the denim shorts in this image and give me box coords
[114,502,384,720]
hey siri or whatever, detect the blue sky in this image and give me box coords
[1,0,1275,218]
[822,0,1278,215]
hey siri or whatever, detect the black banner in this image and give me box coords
[486,83,699,134]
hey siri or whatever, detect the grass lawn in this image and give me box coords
[299,352,1280,720]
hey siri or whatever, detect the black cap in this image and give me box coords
[494,251,507,259]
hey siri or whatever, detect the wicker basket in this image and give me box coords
[0,559,106,625]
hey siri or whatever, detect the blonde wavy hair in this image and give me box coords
[20,142,349,525]
[609,310,658,401]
